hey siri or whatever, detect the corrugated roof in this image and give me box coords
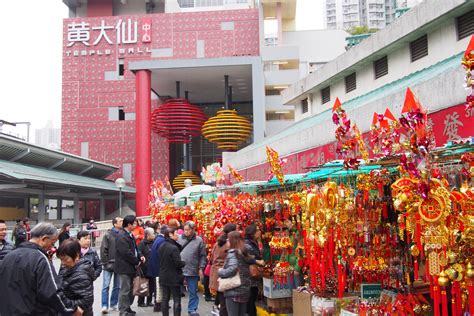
[0,160,135,193]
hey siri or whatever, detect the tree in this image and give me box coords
[349,26,379,35]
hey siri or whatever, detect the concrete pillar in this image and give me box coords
[73,196,80,225]
[276,2,283,45]
[252,60,266,142]
[100,197,105,221]
[135,70,152,217]
[58,198,62,219]
[37,192,46,222]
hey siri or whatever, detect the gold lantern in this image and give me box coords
[201,109,252,151]
[172,171,201,191]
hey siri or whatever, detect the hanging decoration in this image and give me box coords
[462,35,474,112]
[331,97,368,169]
[151,98,207,143]
[200,162,225,185]
[172,170,201,191]
[202,109,252,151]
[227,164,244,183]
[266,146,286,185]
[370,108,401,158]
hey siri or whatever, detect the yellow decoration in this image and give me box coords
[172,171,201,191]
[202,109,252,151]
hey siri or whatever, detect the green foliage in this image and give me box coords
[349,25,379,35]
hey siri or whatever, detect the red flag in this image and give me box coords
[332,97,342,112]
[464,34,474,57]
[402,88,420,113]
[384,108,397,121]
[372,112,378,126]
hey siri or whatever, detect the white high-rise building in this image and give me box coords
[325,0,423,30]
[34,120,60,150]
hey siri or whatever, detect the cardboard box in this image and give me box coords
[263,276,293,299]
[292,290,313,316]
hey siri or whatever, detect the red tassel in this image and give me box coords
[455,281,462,316]
[433,283,440,316]
[451,285,457,316]
[468,281,474,315]
[382,202,388,219]
[378,182,384,198]
[441,287,448,316]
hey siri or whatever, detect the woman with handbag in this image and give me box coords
[218,231,255,316]
[210,223,237,316]
[244,224,264,316]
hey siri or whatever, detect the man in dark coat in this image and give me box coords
[137,227,156,307]
[100,216,122,313]
[0,222,81,315]
[147,224,168,312]
[0,219,14,261]
[159,227,185,316]
[115,215,145,316]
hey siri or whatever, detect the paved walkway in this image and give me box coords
[53,258,215,315]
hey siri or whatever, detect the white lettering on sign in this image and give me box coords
[443,112,463,141]
[67,22,91,46]
[116,19,137,44]
[64,47,151,57]
[67,18,149,47]
[92,20,113,45]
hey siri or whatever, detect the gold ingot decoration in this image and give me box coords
[202,109,252,151]
[172,171,201,191]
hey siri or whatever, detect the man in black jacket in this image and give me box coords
[115,215,145,316]
[0,219,14,261]
[100,216,123,314]
[159,227,185,316]
[0,222,82,316]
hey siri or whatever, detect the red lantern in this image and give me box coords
[151,98,207,143]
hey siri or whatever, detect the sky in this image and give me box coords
[0,0,323,141]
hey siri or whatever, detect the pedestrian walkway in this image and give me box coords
[52,258,214,315]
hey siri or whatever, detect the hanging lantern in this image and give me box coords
[172,171,201,191]
[151,98,207,143]
[201,109,252,151]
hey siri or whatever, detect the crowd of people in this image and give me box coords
[0,216,265,316]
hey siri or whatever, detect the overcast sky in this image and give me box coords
[0,0,323,141]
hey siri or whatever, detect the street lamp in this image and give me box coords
[115,178,126,217]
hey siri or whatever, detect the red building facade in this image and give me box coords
[61,9,260,191]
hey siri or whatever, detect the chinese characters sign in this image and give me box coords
[65,17,152,57]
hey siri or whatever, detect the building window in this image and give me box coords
[118,107,125,121]
[302,98,308,114]
[321,86,330,104]
[456,10,474,40]
[119,60,125,77]
[410,34,428,62]
[374,55,388,79]
[345,72,357,93]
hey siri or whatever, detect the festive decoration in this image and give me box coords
[172,170,201,191]
[331,97,367,169]
[462,35,474,112]
[227,164,244,182]
[370,108,401,158]
[200,162,225,185]
[202,109,252,151]
[151,98,207,143]
[266,146,286,185]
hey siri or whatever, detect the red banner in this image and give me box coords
[240,104,474,181]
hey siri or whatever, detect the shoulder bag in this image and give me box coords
[133,266,149,297]
[218,270,241,292]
